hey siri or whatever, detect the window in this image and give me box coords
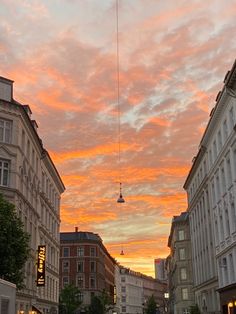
[77,275,84,288]
[230,202,236,233]
[1,298,9,314]
[63,247,69,257]
[180,268,187,280]
[121,296,126,303]
[90,275,96,289]
[90,247,96,257]
[218,130,222,151]
[223,119,228,141]
[0,160,9,186]
[121,286,126,293]
[121,276,126,282]
[77,261,84,273]
[77,247,84,257]
[122,306,126,313]
[181,288,188,300]
[179,248,186,260]
[213,140,217,160]
[90,261,96,272]
[227,156,232,186]
[63,260,69,272]
[62,276,69,287]
[178,230,185,241]
[78,292,83,302]
[0,118,12,143]
[229,107,235,129]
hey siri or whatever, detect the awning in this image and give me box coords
[32,305,43,314]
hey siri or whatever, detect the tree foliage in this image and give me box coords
[59,284,82,314]
[145,295,157,314]
[88,290,113,314]
[0,193,30,288]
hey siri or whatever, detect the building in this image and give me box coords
[167,212,194,314]
[184,60,236,313]
[154,258,167,282]
[118,266,167,314]
[0,278,16,314]
[119,267,143,314]
[60,229,116,312]
[0,76,65,314]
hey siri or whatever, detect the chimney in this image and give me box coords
[75,227,78,233]
[0,76,14,102]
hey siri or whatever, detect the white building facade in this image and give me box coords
[0,76,65,314]
[184,60,236,313]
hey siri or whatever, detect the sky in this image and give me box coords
[1,0,236,277]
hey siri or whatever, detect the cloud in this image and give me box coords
[1,0,236,276]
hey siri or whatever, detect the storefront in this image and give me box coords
[218,283,236,314]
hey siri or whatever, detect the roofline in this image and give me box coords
[183,59,236,189]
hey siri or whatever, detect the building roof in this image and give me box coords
[167,211,188,247]
[60,231,102,242]
[183,59,236,190]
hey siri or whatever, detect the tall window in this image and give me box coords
[63,261,69,272]
[181,288,188,300]
[178,230,185,241]
[229,107,235,130]
[225,208,230,237]
[179,248,186,260]
[218,130,222,151]
[0,118,12,143]
[63,247,69,257]
[90,247,96,257]
[62,276,69,287]
[90,261,96,272]
[78,292,83,302]
[77,247,84,257]
[77,261,84,273]
[230,202,236,233]
[90,275,96,289]
[223,119,228,141]
[180,268,187,280]
[226,155,232,186]
[77,275,84,288]
[0,160,9,186]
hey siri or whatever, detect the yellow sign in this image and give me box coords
[36,245,46,286]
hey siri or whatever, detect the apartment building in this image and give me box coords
[118,266,167,314]
[167,212,194,314]
[0,76,65,313]
[60,229,116,312]
[184,60,236,313]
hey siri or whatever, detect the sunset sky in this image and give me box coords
[1,0,236,276]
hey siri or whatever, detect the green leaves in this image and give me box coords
[0,193,30,289]
[59,284,82,314]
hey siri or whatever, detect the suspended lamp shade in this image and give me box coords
[120,249,125,255]
[117,193,125,203]
[117,182,125,203]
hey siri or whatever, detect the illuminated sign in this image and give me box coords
[36,245,46,286]
[113,286,117,304]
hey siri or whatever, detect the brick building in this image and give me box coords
[60,229,116,311]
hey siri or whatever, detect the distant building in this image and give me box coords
[0,279,16,314]
[167,212,194,314]
[184,60,236,313]
[60,229,116,312]
[0,77,65,314]
[154,258,167,281]
[118,266,167,314]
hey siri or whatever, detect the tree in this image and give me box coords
[0,193,30,288]
[59,284,82,314]
[88,296,103,314]
[145,295,157,314]
[190,304,201,314]
[88,290,113,314]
